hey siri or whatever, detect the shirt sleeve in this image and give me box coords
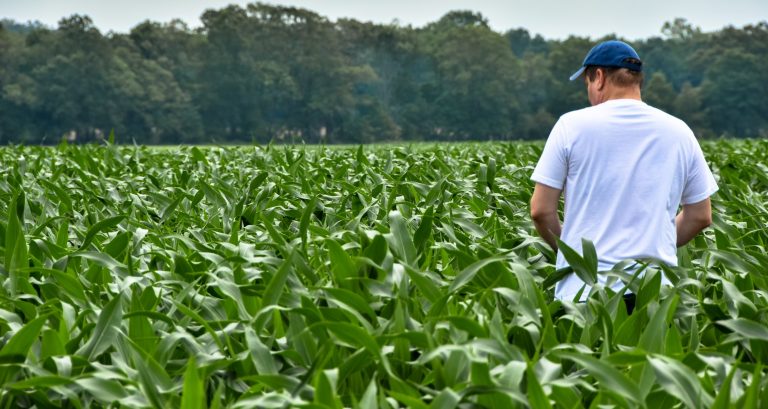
[531,117,569,190]
[681,138,718,204]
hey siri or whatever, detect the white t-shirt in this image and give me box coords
[531,99,718,301]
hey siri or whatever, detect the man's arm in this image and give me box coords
[530,183,563,250]
[676,197,712,247]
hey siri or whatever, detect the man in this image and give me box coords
[530,40,718,303]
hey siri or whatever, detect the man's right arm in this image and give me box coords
[530,183,563,251]
[675,197,712,247]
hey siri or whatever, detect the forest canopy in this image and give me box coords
[1,4,766,144]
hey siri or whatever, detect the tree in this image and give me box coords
[15,15,121,142]
[336,19,432,141]
[0,7,765,143]
[644,72,676,113]
[661,18,701,40]
[544,36,593,116]
[701,49,768,137]
[673,82,709,137]
[516,53,557,139]
[421,11,522,140]
[505,28,549,57]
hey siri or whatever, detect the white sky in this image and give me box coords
[1,0,766,39]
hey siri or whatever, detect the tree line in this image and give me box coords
[0,4,766,144]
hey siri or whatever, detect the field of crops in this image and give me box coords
[0,140,767,408]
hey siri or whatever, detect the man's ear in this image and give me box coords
[596,68,606,90]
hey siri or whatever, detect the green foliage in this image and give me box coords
[0,141,766,407]
[1,10,767,143]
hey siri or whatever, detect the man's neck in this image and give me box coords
[601,86,642,103]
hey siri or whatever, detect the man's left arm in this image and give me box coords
[530,183,563,251]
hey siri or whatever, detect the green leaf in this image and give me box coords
[487,157,496,188]
[556,239,596,286]
[388,390,430,409]
[741,364,762,408]
[358,377,378,409]
[40,328,66,360]
[388,210,417,265]
[38,179,73,211]
[444,316,487,338]
[414,206,434,255]
[363,234,388,266]
[543,266,574,289]
[19,267,87,304]
[449,255,506,293]
[525,364,552,409]
[314,369,340,408]
[76,377,130,403]
[403,264,443,304]
[119,333,174,404]
[300,197,318,249]
[190,146,209,165]
[5,375,71,390]
[135,352,167,408]
[6,190,30,295]
[638,294,677,353]
[322,287,376,322]
[181,355,205,409]
[76,294,124,360]
[0,315,46,359]
[717,318,768,341]
[0,314,47,384]
[430,388,460,409]
[262,256,294,307]
[581,238,598,277]
[319,322,391,375]
[80,214,126,249]
[69,251,128,272]
[129,291,158,354]
[245,326,278,375]
[647,355,713,409]
[711,364,737,409]
[557,351,641,406]
[327,239,357,288]
[161,195,185,222]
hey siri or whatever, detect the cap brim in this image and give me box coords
[569,66,586,81]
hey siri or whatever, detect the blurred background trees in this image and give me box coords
[0,4,765,144]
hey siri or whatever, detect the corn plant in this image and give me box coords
[0,140,766,408]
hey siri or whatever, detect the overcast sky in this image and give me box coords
[2,0,766,40]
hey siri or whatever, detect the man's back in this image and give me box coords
[532,99,718,300]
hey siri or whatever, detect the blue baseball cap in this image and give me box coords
[569,40,643,81]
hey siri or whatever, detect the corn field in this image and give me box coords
[0,141,767,408]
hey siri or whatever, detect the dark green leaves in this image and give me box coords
[327,239,357,288]
[557,351,642,406]
[5,191,30,295]
[388,210,417,266]
[648,355,714,409]
[0,315,48,384]
[0,142,764,407]
[181,356,205,409]
[80,215,126,249]
[75,294,124,360]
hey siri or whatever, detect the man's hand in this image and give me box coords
[530,183,563,251]
[676,197,712,247]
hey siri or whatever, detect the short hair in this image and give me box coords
[584,65,644,88]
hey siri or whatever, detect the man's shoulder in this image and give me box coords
[642,104,698,142]
[559,105,596,121]
[555,106,595,132]
[562,100,693,133]
[642,103,691,128]
[558,103,616,123]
